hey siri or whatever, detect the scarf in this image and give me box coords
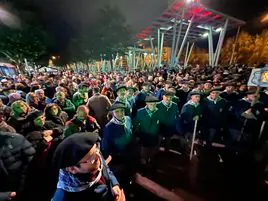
[145,107,158,118]
[162,100,172,110]
[57,154,104,192]
[185,100,200,108]
[207,96,222,104]
[110,116,132,137]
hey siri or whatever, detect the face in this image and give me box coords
[204,83,212,90]
[226,86,234,92]
[210,91,220,100]
[50,105,59,116]
[0,99,3,107]
[165,84,171,90]
[80,87,88,93]
[34,115,46,127]
[239,85,247,91]
[32,94,39,105]
[143,85,150,92]
[113,109,125,120]
[0,113,4,123]
[191,95,200,103]
[127,89,134,97]
[36,90,45,99]
[146,102,157,111]
[68,144,101,175]
[117,89,126,99]
[77,110,87,121]
[163,95,172,105]
[56,92,65,102]
[13,103,28,117]
[247,94,257,102]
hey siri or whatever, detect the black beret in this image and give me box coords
[210,87,222,93]
[189,91,201,97]
[109,102,126,111]
[115,85,127,93]
[145,95,159,103]
[163,90,175,96]
[53,132,99,169]
[246,90,257,95]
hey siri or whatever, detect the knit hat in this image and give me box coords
[53,132,99,169]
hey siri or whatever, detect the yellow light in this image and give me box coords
[261,14,268,23]
[51,56,56,60]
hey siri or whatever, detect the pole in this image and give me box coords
[186,42,194,67]
[190,119,198,160]
[229,26,241,65]
[175,15,195,67]
[173,9,185,67]
[258,121,266,140]
[184,42,190,68]
[171,21,178,67]
[158,32,165,68]
[208,26,214,66]
[214,19,229,67]
[157,28,160,67]
[149,36,156,68]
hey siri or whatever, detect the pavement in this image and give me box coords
[130,140,268,201]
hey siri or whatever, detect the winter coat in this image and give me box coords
[64,116,100,138]
[0,132,35,201]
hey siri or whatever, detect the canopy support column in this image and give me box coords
[158,32,165,68]
[230,26,240,65]
[173,9,185,67]
[214,19,229,67]
[175,14,195,67]
[184,42,190,68]
[186,42,194,67]
[208,26,214,66]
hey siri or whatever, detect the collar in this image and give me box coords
[207,96,221,103]
[145,106,158,117]
[162,100,172,108]
[186,100,200,107]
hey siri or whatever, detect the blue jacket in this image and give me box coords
[52,157,119,201]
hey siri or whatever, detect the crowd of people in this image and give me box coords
[0,64,268,201]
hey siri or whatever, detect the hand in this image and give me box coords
[193,116,199,121]
[105,155,112,165]
[43,130,53,137]
[8,192,16,200]
[113,186,125,201]
[245,109,252,114]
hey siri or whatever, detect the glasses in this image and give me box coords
[78,149,100,166]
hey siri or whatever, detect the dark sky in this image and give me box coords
[24,0,268,51]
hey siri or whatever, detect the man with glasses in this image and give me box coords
[52,132,125,201]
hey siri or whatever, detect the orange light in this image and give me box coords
[261,14,268,23]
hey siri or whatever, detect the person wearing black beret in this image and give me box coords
[228,90,265,146]
[157,90,180,150]
[133,95,161,164]
[102,102,137,190]
[135,82,152,110]
[203,88,227,146]
[179,92,203,153]
[52,132,125,201]
[114,86,132,117]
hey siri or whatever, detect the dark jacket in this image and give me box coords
[64,116,100,138]
[0,132,35,201]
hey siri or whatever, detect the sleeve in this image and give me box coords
[102,156,119,187]
[102,126,112,158]
[63,124,75,138]
[63,100,76,113]
[181,105,193,123]
[0,192,11,201]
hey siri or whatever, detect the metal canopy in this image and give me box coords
[136,0,245,42]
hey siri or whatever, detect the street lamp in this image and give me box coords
[0,6,20,28]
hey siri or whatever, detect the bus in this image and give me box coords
[0,62,17,77]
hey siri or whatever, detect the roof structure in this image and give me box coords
[136,0,245,43]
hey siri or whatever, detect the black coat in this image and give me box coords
[0,132,35,201]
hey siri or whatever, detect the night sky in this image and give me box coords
[18,0,268,51]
